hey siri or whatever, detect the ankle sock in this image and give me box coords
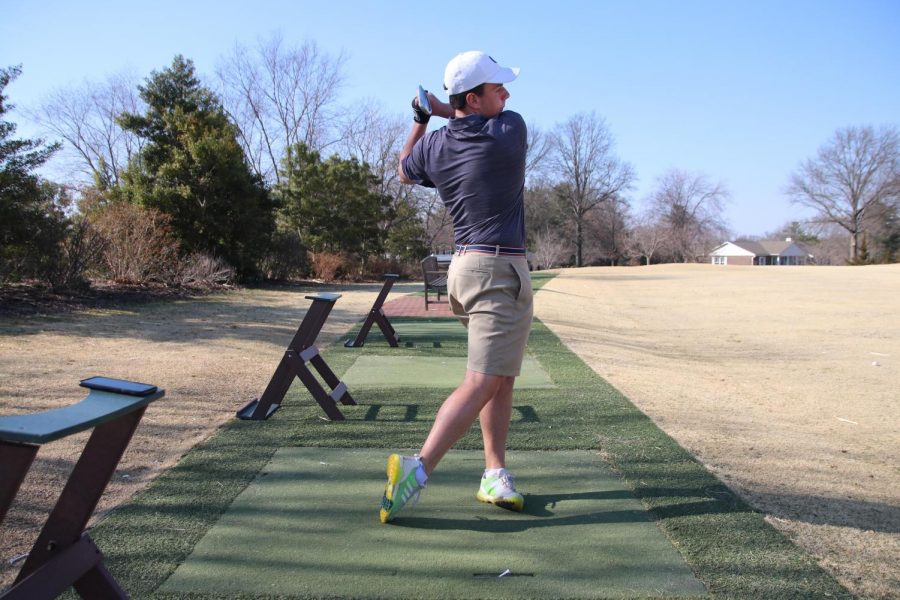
[414,459,428,487]
[483,467,508,478]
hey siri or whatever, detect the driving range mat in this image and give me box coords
[341,355,555,389]
[160,448,707,598]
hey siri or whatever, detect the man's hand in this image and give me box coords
[413,89,453,122]
[412,94,431,124]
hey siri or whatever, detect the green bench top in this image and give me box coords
[0,389,164,445]
[305,293,342,302]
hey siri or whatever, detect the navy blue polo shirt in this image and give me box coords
[402,110,527,247]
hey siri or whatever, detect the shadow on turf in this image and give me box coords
[748,491,900,534]
[397,489,706,531]
[394,488,755,533]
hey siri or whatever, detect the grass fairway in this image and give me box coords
[82,273,852,599]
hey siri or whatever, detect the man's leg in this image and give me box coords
[380,370,505,523]
[417,370,506,475]
[475,375,525,511]
[479,375,515,469]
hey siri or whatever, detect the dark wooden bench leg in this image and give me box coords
[4,534,123,600]
[13,408,146,594]
[239,354,297,420]
[373,310,400,347]
[308,353,355,407]
[0,442,38,525]
[73,556,128,599]
[293,360,346,421]
[345,275,400,348]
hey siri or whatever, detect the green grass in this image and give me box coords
[82,272,851,599]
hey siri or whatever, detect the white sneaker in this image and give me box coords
[476,469,524,512]
[380,454,425,523]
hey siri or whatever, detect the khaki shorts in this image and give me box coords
[447,253,533,376]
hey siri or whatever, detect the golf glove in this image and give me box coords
[412,94,431,124]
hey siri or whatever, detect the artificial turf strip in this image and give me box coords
[80,305,853,598]
[342,355,555,389]
[160,448,707,599]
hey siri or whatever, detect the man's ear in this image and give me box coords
[466,91,480,110]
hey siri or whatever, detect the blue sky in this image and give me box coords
[3,0,898,237]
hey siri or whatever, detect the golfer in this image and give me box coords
[380,51,532,523]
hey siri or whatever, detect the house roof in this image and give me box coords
[735,240,791,255]
[710,239,812,257]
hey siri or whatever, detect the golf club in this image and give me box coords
[417,85,432,116]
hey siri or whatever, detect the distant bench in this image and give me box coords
[0,377,164,600]
[421,256,448,311]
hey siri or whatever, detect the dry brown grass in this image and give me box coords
[534,263,900,599]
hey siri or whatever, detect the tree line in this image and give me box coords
[3,35,898,289]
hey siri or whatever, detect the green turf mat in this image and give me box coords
[160,448,707,599]
[394,318,467,342]
[342,355,555,389]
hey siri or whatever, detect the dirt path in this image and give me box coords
[0,282,419,590]
[533,263,900,600]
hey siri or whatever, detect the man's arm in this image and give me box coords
[398,122,428,185]
[398,92,453,185]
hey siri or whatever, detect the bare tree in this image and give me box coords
[584,197,631,266]
[217,33,346,184]
[786,125,900,262]
[339,99,406,195]
[532,228,568,270]
[420,189,454,252]
[650,169,730,262]
[27,71,144,187]
[629,212,670,265]
[550,112,635,266]
[339,99,429,255]
[525,120,551,183]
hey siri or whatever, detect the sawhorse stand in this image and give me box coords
[0,377,164,600]
[344,273,400,348]
[237,293,355,421]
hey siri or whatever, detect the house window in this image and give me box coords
[712,256,726,265]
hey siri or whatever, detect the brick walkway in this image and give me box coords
[382,294,454,318]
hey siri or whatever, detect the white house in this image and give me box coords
[709,238,813,265]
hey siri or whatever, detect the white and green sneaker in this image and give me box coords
[476,468,524,512]
[380,454,426,523]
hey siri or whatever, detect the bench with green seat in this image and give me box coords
[0,377,164,600]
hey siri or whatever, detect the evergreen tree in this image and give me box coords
[0,66,66,281]
[118,56,274,279]
[275,143,391,260]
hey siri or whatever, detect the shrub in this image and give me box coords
[90,203,181,284]
[308,251,354,281]
[177,253,234,287]
[49,219,106,290]
[260,231,308,281]
[362,256,416,280]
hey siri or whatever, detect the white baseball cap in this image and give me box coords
[443,51,520,95]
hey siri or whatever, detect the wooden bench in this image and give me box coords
[421,256,448,311]
[0,377,164,600]
[344,274,400,348]
[237,293,355,421]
